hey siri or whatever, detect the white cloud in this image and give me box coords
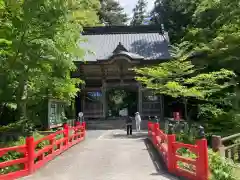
[118,0,154,18]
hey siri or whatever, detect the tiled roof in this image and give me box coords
[78,26,171,62]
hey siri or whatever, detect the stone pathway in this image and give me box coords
[21,129,179,180]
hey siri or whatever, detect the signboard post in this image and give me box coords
[78,112,84,123]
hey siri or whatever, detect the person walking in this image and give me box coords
[135,112,142,132]
[125,116,132,135]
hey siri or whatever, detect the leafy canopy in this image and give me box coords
[98,0,128,25]
[0,0,100,121]
[130,0,148,26]
[134,44,235,100]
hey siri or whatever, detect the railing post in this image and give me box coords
[147,121,151,136]
[167,124,176,173]
[81,121,86,138]
[154,122,159,130]
[212,135,225,157]
[152,123,159,146]
[63,123,69,147]
[196,126,209,180]
[82,121,86,129]
[26,135,35,174]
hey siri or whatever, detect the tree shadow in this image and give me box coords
[143,138,186,180]
[111,131,148,139]
[130,39,170,59]
[86,119,125,130]
[86,119,149,130]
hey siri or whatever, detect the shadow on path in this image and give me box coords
[86,120,125,130]
[86,119,149,130]
[143,138,186,180]
[111,132,147,139]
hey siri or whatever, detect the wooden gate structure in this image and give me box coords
[72,25,170,119]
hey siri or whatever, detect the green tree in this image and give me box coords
[0,0,100,122]
[182,0,240,111]
[184,0,240,73]
[150,0,200,43]
[130,0,147,26]
[98,0,128,25]
[133,44,236,121]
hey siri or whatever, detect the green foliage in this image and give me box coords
[0,120,26,133]
[198,103,225,121]
[107,88,137,116]
[177,148,197,172]
[182,0,240,76]
[134,44,235,120]
[176,131,195,144]
[208,150,237,180]
[203,111,240,137]
[151,0,200,43]
[177,149,237,180]
[0,132,45,174]
[98,0,128,25]
[0,0,100,123]
[175,131,237,180]
[130,0,148,26]
[0,130,65,174]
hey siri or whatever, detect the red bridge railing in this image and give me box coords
[0,122,86,180]
[148,121,209,180]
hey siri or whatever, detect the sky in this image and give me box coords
[118,0,155,18]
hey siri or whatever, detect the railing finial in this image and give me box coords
[168,124,174,134]
[198,125,205,139]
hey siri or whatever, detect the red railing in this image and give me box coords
[0,122,86,180]
[148,121,209,180]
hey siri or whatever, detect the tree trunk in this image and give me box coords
[235,86,239,110]
[16,76,28,121]
[184,98,192,135]
[184,98,188,121]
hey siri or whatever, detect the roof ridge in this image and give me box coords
[82,25,164,35]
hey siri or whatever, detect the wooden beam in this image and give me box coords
[85,75,135,80]
[100,64,106,80]
[101,80,107,118]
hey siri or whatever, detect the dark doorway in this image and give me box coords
[106,88,138,117]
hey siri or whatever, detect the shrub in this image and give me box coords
[208,150,237,180]
[176,136,237,180]
[176,131,195,144]
[175,130,237,180]
[0,132,45,175]
[177,149,237,180]
[203,110,240,137]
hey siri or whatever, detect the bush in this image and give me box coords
[176,131,195,144]
[175,131,238,180]
[203,110,240,137]
[0,132,45,175]
[173,126,238,180]
[177,149,237,180]
[208,150,237,180]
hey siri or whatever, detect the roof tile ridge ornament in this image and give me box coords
[113,42,128,54]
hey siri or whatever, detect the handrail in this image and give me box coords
[222,133,240,142]
[148,122,209,180]
[212,134,240,162]
[225,142,240,150]
[0,122,86,180]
